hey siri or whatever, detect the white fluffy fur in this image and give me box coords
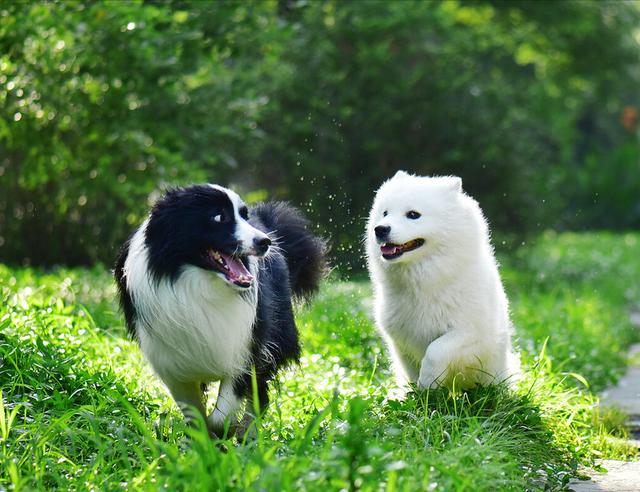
[366,171,519,389]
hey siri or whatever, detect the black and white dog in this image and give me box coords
[114,184,326,437]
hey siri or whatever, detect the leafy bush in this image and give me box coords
[0,1,282,264]
[257,1,640,267]
[1,1,639,268]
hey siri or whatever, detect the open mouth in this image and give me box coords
[380,239,425,260]
[204,248,254,288]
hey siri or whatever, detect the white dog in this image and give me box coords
[366,171,519,390]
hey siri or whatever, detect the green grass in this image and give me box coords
[1,232,639,491]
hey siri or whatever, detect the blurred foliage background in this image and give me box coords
[1,0,639,270]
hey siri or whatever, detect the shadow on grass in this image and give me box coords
[329,384,578,491]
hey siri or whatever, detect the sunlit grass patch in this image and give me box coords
[1,232,638,490]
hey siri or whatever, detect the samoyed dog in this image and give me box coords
[366,171,519,390]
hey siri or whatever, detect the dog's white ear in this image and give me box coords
[447,176,462,193]
[393,170,410,179]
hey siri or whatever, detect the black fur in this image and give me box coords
[144,185,239,283]
[232,202,327,407]
[114,185,327,418]
[252,202,328,300]
[114,238,137,339]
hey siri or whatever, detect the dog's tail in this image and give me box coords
[252,201,328,300]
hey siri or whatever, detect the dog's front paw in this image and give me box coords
[207,411,237,439]
[417,364,441,390]
[416,375,440,390]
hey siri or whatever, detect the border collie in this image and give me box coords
[366,171,519,390]
[114,184,326,437]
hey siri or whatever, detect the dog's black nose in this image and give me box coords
[374,225,391,240]
[254,236,271,254]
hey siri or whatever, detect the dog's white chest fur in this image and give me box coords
[377,280,450,365]
[124,224,256,384]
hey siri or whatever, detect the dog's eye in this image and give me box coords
[383,210,388,217]
[406,211,421,220]
[239,206,249,220]
[213,212,229,224]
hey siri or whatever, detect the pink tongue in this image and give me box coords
[380,244,400,255]
[220,253,253,283]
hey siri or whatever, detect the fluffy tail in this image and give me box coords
[252,201,328,300]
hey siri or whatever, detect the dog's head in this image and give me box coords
[367,171,469,266]
[144,184,270,289]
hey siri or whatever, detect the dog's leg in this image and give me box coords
[208,379,243,438]
[165,379,207,426]
[417,331,483,390]
[387,344,420,386]
[235,373,270,439]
